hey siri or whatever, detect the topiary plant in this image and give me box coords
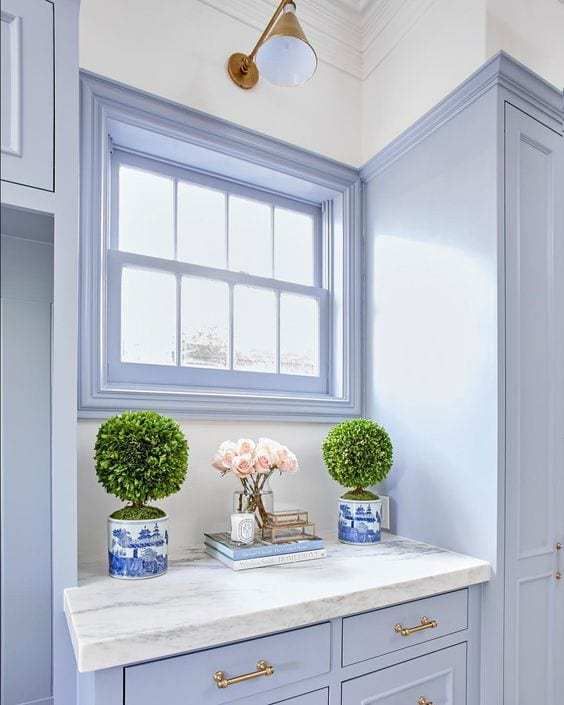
[95,411,189,521]
[322,419,393,500]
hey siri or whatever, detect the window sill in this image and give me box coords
[78,383,361,422]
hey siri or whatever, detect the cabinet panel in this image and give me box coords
[342,643,466,705]
[1,237,53,705]
[125,622,331,705]
[342,589,467,666]
[270,689,328,705]
[0,0,54,191]
[504,103,564,705]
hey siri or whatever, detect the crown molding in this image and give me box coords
[196,0,440,81]
[360,51,564,181]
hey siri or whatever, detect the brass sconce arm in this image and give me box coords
[227,1,299,89]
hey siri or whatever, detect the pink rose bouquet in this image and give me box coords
[212,437,299,526]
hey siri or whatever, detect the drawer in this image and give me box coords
[270,689,328,705]
[342,643,467,705]
[1,0,54,191]
[342,589,468,666]
[124,622,331,705]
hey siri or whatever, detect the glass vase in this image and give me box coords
[233,478,273,530]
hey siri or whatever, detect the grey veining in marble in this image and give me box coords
[64,533,491,672]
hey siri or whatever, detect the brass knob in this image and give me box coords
[556,572,562,581]
[556,543,562,551]
[418,698,433,705]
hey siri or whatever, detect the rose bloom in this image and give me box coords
[254,445,273,473]
[275,446,298,473]
[212,452,225,471]
[231,453,255,477]
[237,438,256,455]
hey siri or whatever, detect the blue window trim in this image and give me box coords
[79,70,363,421]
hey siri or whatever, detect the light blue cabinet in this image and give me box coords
[1,227,54,705]
[363,53,564,705]
[503,104,564,705]
[86,587,481,705]
[342,643,467,705]
[124,622,331,705]
[0,0,54,191]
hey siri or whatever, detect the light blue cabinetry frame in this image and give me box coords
[362,52,564,705]
[81,586,482,705]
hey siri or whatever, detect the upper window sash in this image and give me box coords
[109,148,324,288]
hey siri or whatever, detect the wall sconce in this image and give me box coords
[227,1,317,89]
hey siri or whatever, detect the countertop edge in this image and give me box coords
[70,562,491,673]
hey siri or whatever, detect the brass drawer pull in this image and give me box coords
[394,616,438,637]
[213,660,274,689]
[418,698,433,705]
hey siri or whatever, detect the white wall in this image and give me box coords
[79,0,362,166]
[486,0,564,90]
[361,0,487,162]
[79,419,344,563]
[360,0,564,162]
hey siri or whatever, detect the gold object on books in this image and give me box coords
[213,660,274,688]
[261,509,316,543]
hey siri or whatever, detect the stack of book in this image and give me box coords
[204,532,326,570]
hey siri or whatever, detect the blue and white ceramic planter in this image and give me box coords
[108,514,169,579]
[338,497,382,544]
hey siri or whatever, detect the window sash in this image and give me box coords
[106,250,329,394]
[110,148,323,288]
[105,148,329,396]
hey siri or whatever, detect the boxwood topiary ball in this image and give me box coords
[95,410,188,509]
[322,418,393,492]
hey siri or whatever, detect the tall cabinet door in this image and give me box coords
[504,103,564,705]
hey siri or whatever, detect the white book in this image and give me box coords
[205,545,327,571]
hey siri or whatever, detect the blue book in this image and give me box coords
[204,532,325,560]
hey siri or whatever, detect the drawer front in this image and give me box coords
[342,643,467,705]
[125,622,331,705]
[342,589,468,665]
[1,0,54,190]
[271,688,328,705]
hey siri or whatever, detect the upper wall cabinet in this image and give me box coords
[1,0,54,191]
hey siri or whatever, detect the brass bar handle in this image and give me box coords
[213,660,274,689]
[394,616,438,637]
[418,698,433,705]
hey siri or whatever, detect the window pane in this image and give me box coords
[121,268,176,365]
[181,278,229,369]
[234,286,276,372]
[280,294,319,376]
[118,166,174,259]
[177,182,226,267]
[274,208,315,285]
[229,196,272,277]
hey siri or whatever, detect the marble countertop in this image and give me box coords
[64,533,491,672]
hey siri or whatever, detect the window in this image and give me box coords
[79,72,362,419]
[107,151,327,394]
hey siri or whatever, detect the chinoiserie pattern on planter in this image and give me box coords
[108,517,169,579]
[338,499,382,544]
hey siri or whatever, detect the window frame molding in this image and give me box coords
[107,149,329,394]
[79,70,363,421]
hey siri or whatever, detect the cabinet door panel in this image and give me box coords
[342,643,466,705]
[1,0,54,190]
[270,689,328,705]
[504,103,564,705]
[125,622,331,705]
